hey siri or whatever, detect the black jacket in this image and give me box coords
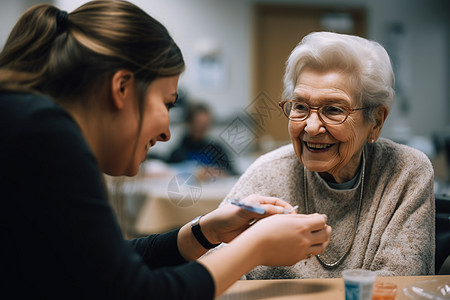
[0,92,214,300]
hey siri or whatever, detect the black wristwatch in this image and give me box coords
[190,215,221,249]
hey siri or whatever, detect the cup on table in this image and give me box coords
[342,269,377,300]
[371,282,397,300]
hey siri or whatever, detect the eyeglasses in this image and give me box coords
[278,100,369,125]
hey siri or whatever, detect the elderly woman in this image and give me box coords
[222,32,434,278]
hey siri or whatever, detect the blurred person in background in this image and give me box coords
[0,1,331,299]
[168,102,238,178]
[221,31,434,278]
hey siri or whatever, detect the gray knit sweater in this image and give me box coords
[221,138,435,278]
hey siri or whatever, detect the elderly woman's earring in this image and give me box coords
[370,138,375,143]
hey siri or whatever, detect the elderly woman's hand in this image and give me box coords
[201,194,295,244]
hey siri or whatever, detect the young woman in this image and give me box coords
[0,1,330,299]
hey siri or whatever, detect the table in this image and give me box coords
[218,275,450,300]
[133,175,238,234]
[106,160,239,236]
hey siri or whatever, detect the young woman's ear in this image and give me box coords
[110,70,135,110]
[369,105,388,142]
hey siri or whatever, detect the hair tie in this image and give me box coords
[56,10,69,34]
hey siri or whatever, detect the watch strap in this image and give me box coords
[191,216,220,249]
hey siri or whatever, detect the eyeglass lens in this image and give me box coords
[284,102,349,125]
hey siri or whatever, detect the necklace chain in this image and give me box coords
[303,149,365,269]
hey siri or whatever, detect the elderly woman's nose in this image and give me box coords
[304,111,325,134]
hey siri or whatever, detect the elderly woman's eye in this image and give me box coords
[293,103,308,111]
[323,105,346,115]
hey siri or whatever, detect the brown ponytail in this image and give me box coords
[0,4,62,92]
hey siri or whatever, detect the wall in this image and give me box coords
[52,0,251,122]
[0,0,47,46]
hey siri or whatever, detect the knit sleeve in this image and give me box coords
[368,145,435,276]
[220,144,298,207]
[220,160,266,205]
[220,152,279,205]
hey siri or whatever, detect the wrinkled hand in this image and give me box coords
[201,194,295,244]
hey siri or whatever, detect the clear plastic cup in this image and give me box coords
[371,282,397,300]
[342,269,377,300]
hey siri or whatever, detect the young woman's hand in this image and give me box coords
[240,213,331,266]
[197,212,331,297]
[200,194,295,244]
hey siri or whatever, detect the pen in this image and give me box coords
[230,199,266,214]
[230,200,299,214]
[287,205,299,213]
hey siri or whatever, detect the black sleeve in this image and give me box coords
[2,105,215,300]
[126,228,188,268]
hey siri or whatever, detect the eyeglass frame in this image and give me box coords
[278,100,369,125]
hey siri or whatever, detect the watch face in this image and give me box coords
[191,216,201,225]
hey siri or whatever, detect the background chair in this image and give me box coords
[435,193,450,274]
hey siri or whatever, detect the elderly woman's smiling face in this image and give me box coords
[289,68,376,183]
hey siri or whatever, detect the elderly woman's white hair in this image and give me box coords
[282,31,395,123]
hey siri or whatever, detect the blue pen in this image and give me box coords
[230,199,299,215]
[230,199,266,214]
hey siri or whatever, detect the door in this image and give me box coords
[252,5,366,144]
